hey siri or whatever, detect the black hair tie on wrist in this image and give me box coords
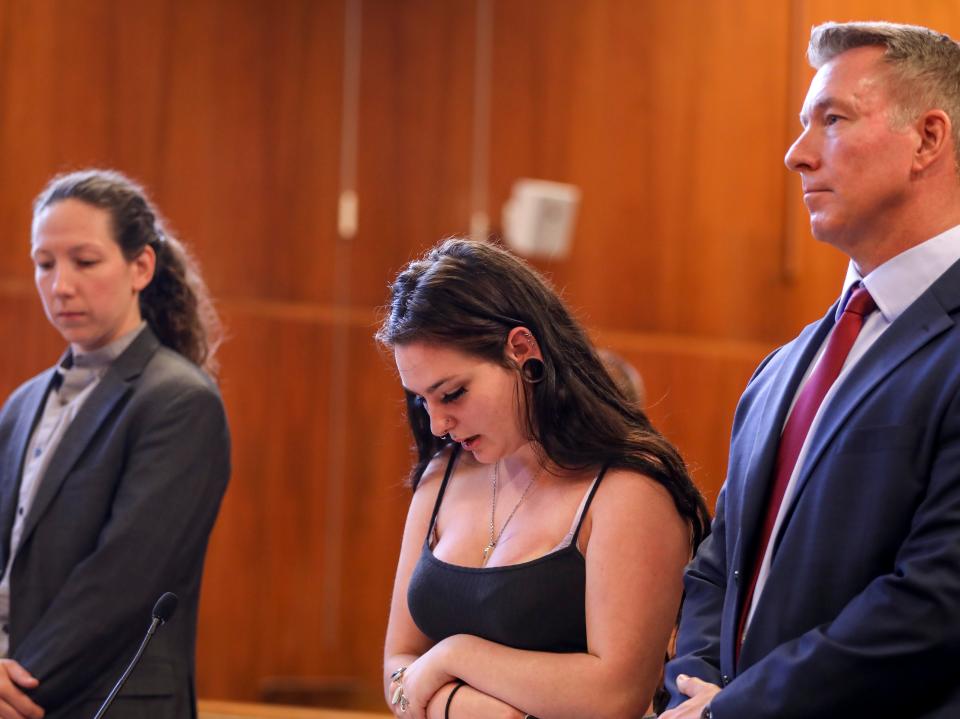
[444,680,466,719]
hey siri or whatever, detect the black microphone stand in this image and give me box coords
[91,592,177,719]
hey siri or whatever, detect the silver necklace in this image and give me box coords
[481,460,542,566]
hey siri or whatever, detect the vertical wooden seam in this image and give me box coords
[780,0,806,283]
[324,0,363,650]
[470,0,493,239]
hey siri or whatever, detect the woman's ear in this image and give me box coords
[505,326,541,364]
[130,244,157,293]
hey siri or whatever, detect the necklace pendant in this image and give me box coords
[482,543,495,565]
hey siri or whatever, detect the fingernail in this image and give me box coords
[677,674,688,682]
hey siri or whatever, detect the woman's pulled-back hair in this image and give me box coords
[376,238,710,549]
[34,169,222,375]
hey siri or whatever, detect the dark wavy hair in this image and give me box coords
[376,238,710,549]
[33,169,222,375]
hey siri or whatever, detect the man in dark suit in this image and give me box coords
[664,21,960,719]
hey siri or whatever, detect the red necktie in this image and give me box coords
[736,284,877,657]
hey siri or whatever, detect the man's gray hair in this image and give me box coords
[809,21,960,170]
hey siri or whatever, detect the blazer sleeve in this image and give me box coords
[665,347,784,709]
[665,485,728,708]
[708,388,960,718]
[11,378,230,709]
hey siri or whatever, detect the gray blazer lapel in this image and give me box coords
[0,372,56,570]
[16,373,131,553]
[14,329,160,557]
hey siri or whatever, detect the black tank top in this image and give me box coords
[407,447,607,653]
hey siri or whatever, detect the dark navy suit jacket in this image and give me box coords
[0,328,230,718]
[667,257,960,718]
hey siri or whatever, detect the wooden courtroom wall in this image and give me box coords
[1,0,958,709]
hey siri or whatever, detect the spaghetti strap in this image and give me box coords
[570,465,609,543]
[425,445,462,545]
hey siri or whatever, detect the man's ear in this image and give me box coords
[912,109,951,173]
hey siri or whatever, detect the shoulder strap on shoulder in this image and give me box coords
[426,445,462,540]
[570,465,609,542]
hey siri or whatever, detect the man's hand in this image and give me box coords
[0,660,43,719]
[659,674,721,719]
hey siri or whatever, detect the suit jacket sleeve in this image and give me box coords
[11,378,230,709]
[665,486,727,707]
[665,347,784,709]
[708,387,960,718]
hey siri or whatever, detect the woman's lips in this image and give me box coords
[57,311,85,322]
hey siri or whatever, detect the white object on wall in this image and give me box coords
[502,178,581,259]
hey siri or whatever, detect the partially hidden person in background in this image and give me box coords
[0,169,231,718]
[379,238,710,719]
[664,21,960,719]
[597,349,647,409]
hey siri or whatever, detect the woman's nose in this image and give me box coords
[51,267,76,296]
[429,411,453,438]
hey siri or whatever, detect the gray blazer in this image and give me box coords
[0,328,230,718]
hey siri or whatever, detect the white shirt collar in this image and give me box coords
[839,224,960,322]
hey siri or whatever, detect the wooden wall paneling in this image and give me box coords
[0,1,166,187]
[45,1,117,164]
[800,0,960,31]
[198,307,340,700]
[156,0,344,305]
[103,1,172,184]
[488,0,795,343]
[352,0,477,308]
[0,291,63,396]
[0,0,63,277]
[0,1,176,280]
[338,325,415,697]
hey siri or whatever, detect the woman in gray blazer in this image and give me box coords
[0,169,230,718]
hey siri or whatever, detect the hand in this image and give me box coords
[394,644,455,719]
[0,660,43,719]
[659,674,720,719]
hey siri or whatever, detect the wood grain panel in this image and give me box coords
[488,0,796,343]
[337,326,412,688]
[198,307,338,699]
[155,0,344,304]
[0,288,64,394]
[351,0,477,308]
[197,311,412,701]
[0,0,176,273]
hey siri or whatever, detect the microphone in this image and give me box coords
[91,592,178,719]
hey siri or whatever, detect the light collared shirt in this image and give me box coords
[744,225,960,635]
[0,323,146,656]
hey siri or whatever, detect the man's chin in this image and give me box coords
[808,215,844,246]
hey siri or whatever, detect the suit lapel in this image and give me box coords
[0,371,57,570]
[735,308,837,546]
[783,284,957,520]
[14,329,160,558]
